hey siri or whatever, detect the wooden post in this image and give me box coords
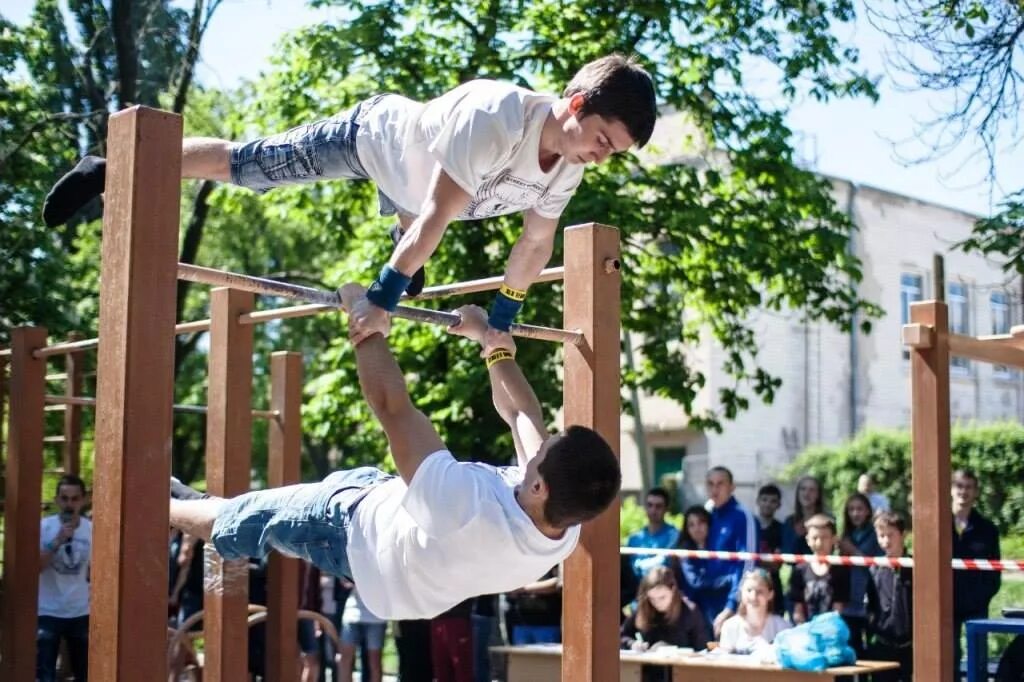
[561,224,621,682]
[909,301,953,681]
[89,106,182,682]
[63,346,84,476]
[1,327,47,681]
[203,287,254,682]
[265,351,303,682]
[0,356,7,499]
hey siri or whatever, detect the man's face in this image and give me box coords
[875,525,904,557]
[951,475,979,510]
[757,494,780,520]
[55,483,85,517]
[560,94,636,166]
[705,471,734,509]
[645,494,667,526]
[806,525,835,555]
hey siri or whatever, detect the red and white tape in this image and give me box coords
[619,546,1024,572]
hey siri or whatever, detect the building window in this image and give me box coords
[901,273,923,358]
[992,291,1013,378]
[949,282,970,371]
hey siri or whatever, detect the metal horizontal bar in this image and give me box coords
[408,266,565,301]
[182,262,583,344]
[43,395,279,420]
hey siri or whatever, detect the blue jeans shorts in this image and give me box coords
[229,94,401,216]
[341,621,387,651]
[210,467,392,578]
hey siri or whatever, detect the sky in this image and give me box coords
[6,0,1022,217]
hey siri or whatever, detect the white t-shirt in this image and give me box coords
[346,450,580,619]
[356,80,585,220]
[718,614,790,656]
[342,587,385,626]
[38,514,92,618]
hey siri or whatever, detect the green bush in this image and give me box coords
[783,424,1024,534]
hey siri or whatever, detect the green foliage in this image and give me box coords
[783,424,1024,534]
[5,0,884,479]
[958,190,1024,273]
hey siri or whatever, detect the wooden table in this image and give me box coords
[491,644,900,681]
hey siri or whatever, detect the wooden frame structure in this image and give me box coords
[903,301,1024,682]
[1,105,622,681]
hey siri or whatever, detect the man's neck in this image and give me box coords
[516,485,566,540]
[758,515,774,528]
[647,521,664,535]
[538,100,570,171]
[954,505,973,523]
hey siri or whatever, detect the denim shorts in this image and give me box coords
[341,621,387,650]
[229,94,400,216]
[210,467,392,578]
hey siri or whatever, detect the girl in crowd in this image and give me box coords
[621,566,709,652]
[781,475,826,556]
[838,492,881,657]
[672,505,721,628]
[718,569,791,658]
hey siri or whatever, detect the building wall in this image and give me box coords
[623,178,1023,508]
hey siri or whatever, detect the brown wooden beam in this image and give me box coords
[1,327,47,681]
[203,287,255,682]
[947,332,1024,367]
[909,300,954,681]
[265,351,303,682]
[89,106,182,682]
[561,224,621,682]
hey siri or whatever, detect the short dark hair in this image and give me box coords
[804,513,836,535]
[758,484,782,499]
[563,54,657,148]
[953,469,979,486]
[706,466,734,484]
[874,511,906,534]
[56,474,87,496]
[646,487,670,505]
[538,425,621,528]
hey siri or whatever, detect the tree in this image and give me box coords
[864,0,1024,271]
[5,0,884,481]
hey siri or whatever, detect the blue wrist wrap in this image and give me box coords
[365,265,411,312]
[488,292,523,332]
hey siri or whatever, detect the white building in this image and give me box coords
[624,120,1022,508]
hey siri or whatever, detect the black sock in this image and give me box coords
[42,155,107,227]
[389,224,426,297]
[170,477,208,501]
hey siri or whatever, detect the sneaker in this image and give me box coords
[389,224,426,297]
[42,155,107,227]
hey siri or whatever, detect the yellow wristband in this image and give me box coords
[485,349,515,368]
[499,284,527,302]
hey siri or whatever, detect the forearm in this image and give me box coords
[355,335,412,419]
[503,230,554,292]
[519,577,559,594]
[488,358,543,426]
[388,214,448,278]
[39,548,56,572]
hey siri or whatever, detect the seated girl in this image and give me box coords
[672,505,721,628]
[718,569,791,660]
[621,566,709,653]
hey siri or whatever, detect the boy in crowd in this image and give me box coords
[625,487,680,581]
[788,514,851,624]
[865,511,913,682]
[756,484,785,615]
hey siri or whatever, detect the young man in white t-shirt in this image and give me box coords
[43,54,656,351]
[37,474,93,682]
[168,285,620,620]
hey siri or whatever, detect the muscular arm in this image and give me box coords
[346,309,445,484]
[502,211,558,291]
[488,355,548,469]
[389,164,471,278]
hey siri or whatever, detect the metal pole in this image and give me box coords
[178,263,584,345]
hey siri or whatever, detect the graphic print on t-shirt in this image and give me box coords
[465,168,551,219]
[50,537,88,576]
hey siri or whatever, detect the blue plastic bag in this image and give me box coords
[776,613,856,671]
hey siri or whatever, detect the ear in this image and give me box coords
[568,92,586,116]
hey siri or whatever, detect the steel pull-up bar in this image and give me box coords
[177,263,585,346]
[42,394,279,420]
